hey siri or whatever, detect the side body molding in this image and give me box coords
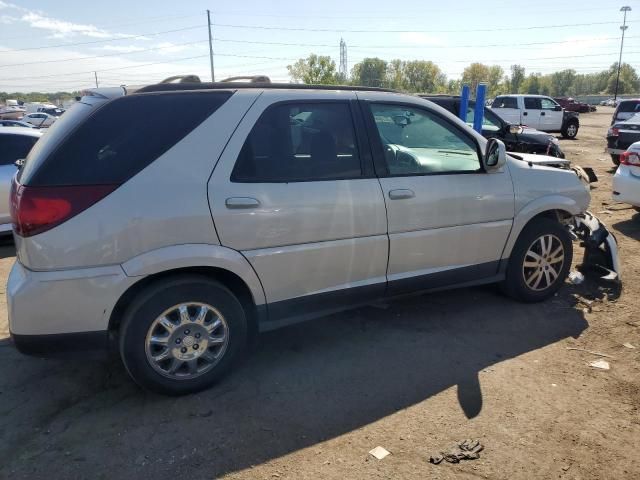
[121,244,267,306]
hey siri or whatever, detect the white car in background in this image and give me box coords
[21,112,57,128]
[613,141,640,211]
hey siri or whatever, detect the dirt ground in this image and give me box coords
[0,108,638,480]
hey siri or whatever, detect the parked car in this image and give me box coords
[7,81,619,395]
[421,95,565,158]
[610,99,640,125]
[21,112,57,128]
[0,105,26,120]
[491,94,580,139]
[0,120,35,128]
[0,127,42,234]
[554,97,590,114]
[612,141,640,211]
[606,113,640,165]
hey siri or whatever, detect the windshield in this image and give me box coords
[464,105,501,132]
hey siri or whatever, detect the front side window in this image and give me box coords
[541,98,558,110]
[231,102,362,182]
[370,104,480,176]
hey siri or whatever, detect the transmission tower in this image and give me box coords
[339,38,348,80]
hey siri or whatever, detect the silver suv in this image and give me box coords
[7,80,619,395]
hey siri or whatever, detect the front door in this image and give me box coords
[209,93,388,323]
[539,97,563,132]
[361,100,515,295]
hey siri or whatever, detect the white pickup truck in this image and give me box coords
[490,94,580,139]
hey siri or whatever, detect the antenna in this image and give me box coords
[339,38,348,81]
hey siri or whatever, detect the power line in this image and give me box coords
[0,25,204,53]
[211,19,639,33]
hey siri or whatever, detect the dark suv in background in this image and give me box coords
[421,95,565,158]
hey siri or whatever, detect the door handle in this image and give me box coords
[541,112,546,116]
[225,197,261,209]
[523,111,528,116]
[388,189,415,200]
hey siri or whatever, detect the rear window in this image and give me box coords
[20,91,231,186]
[618,101,640,113]
[0,133,38,166]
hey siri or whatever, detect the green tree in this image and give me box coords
[549,69,576,96]
[351,57,388,87]
[287,54,337,84]
[402,60,446,93]
[510,64,525,93]
[461,63,489,95]
[521,73,542,94]
[487,65,505,97]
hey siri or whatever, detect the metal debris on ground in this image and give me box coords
[368,446,390,460]
[566,347,614,358]
[622,343,636,349]
[568,271,585,285]
[589,359,611,370]
[429,439,484,465]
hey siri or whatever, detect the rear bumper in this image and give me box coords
[612,165,640,207]
[7,261,137,351]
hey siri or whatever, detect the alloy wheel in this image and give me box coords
[522,234,565,291]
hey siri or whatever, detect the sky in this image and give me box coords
[0,0,638,92]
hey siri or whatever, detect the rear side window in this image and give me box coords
[524,98,542,109]
[0,134,38,166]
[231,102,362,182]
[21,91,231,186]
[618,101,640,113]
[492,97,517,109]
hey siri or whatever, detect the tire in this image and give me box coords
[561,121,579,139]
[502,218,573,303]
[611,154,620,166]
[119,275,248,395]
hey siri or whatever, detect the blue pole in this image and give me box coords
[473,83,487,133]
[459,84,470,122]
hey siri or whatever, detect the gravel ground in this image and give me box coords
[0,107,638,480]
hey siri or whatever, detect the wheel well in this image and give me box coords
[108,267,259,338]
[532,209,574,225]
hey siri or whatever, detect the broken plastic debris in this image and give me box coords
[369,446,390,460]
[622,343,636,349]
[430,439,484,465]
[568,271,584,285]
[589,359,610,370]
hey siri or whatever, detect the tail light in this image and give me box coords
[620,151,640,166]
[10,177,117,237]
[608,127,620,137]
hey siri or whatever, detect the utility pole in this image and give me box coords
[614,6,631,101]
[94,71,99,88]
[207,10,215,82]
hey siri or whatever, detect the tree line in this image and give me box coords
[287,54,640,97]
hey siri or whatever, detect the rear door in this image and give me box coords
[491,96,521,124]
[361,99,515,294]
[539,97,563,132]
[209,91,388,323]
[522,97,542,129]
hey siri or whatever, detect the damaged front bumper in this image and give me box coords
[571,212,621,282]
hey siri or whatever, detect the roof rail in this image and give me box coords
[220,75,271,83]
[159,74,202,84]
[136,82,397,94]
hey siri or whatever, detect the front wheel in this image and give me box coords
[119,275,248,395]
[561,121,579,139]
[502,218,573,303]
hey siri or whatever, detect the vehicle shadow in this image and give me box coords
[0,286,587,479]
[613,215,640,240]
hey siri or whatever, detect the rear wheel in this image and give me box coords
[611,154,620,166]
[119,275,247,395]
[561,121,579,139]
[502,218,573,303]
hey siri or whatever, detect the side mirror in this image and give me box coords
[509,125,524,135]
[554,105,562,111]
[484,138,506,171]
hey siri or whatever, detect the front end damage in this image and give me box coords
[570,212,621,282]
